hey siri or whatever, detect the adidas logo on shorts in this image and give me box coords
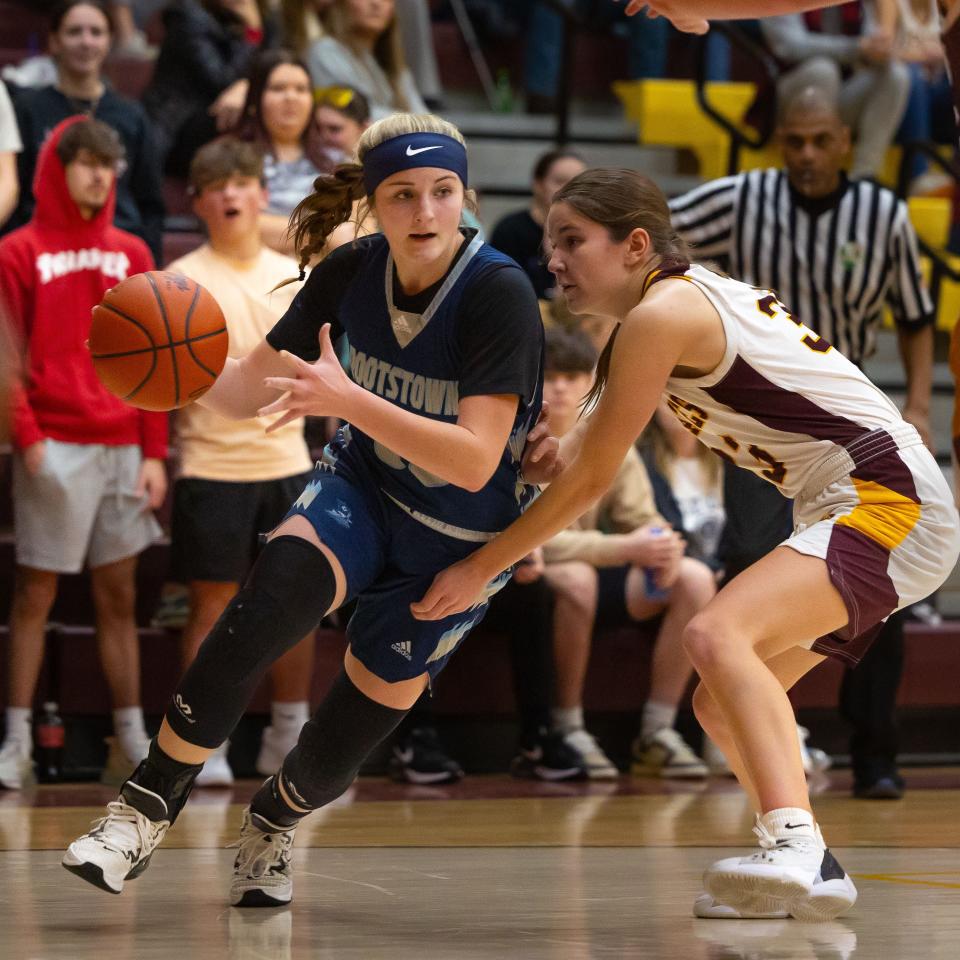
[391,641,412,661]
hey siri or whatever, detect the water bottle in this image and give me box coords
[36,702,65,783]
[643,527,670,601]
[494,68,515,113]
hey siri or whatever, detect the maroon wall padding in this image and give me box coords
[5,621,959,717]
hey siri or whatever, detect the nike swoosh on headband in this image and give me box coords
[406,144,443,156]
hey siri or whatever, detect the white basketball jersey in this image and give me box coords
[661,264,920,500]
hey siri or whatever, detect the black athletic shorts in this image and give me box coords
[170,472,312,583]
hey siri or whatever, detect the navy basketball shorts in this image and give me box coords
[281,464,512,682]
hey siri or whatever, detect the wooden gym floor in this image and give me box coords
[1,770,958,959]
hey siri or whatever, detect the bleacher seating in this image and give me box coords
[614,78,773,180]
[162,230,204,267]
[0,1,47,52]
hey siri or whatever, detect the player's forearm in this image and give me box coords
[638,0,846,18]
[345,385,501,492]
[898,324,934,416]
[558,414,590,465]
[469,451,619,581]
[198,356,276,420]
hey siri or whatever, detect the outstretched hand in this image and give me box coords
[620,1,710,34]
[410,555,491,622]
[258,324,354,432]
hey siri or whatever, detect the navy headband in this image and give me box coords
[362,132,468,196]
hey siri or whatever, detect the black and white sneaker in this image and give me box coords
[62,780,169,894]
[510,730,587,781]
[388,727,464,785]
[230,807,296,907]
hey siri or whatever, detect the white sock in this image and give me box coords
[271,700,310,734]
[113,706,147,745]
[760,807,819,842]
[4,707,31,744]
[641,700,677,739]
[551,706,584,733]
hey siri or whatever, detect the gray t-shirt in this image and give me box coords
[0,80,23,153]
[264,153,322,216]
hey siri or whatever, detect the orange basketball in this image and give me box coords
[89,271,229,411]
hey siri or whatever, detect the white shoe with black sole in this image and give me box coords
[562,728,618,779]
[230,807,296,907]
[631,727,708,779]
[62,781,169,894]
[704,819,857,922]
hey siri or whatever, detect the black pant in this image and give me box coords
[839,611,904,784]
[719,464,903,779]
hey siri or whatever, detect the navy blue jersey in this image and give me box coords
[267,229,544,541]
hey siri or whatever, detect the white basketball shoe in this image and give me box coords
[693,891,789,919]
[62,780,169,893]
[704,816,857,922]
[230,807,297,908]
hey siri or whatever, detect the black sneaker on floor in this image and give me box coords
[510,729,587,782]
[388,727,464,785]
[853,774,905,800]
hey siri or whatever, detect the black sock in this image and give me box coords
[250,772,306,829]
[125,739,204,824]
[249,670,408,827]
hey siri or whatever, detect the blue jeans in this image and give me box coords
[896,63,955,180]
[523,2,730,97]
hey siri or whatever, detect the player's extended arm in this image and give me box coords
[897,323,934,450]
[410,303,692,621]
[623,0,846,33]
[196,338,297,421]
[259,323,520,492]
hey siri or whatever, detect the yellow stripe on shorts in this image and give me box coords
[834,478,921,551]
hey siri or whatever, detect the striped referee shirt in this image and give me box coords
[669,169,934,364]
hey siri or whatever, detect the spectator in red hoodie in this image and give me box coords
[0,116,167,791]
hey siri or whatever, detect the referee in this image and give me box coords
[669,85,936,800]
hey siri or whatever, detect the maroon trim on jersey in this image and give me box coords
[811,524,900,666]
[641,258,692,297]
[703,355,917,498]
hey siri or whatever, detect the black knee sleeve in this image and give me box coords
[251,670,408,825]
[165,536,337,747]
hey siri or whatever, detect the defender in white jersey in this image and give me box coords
[412,168,960,923]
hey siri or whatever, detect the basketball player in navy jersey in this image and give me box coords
[413,168,959,921]
[62,113,545,907]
